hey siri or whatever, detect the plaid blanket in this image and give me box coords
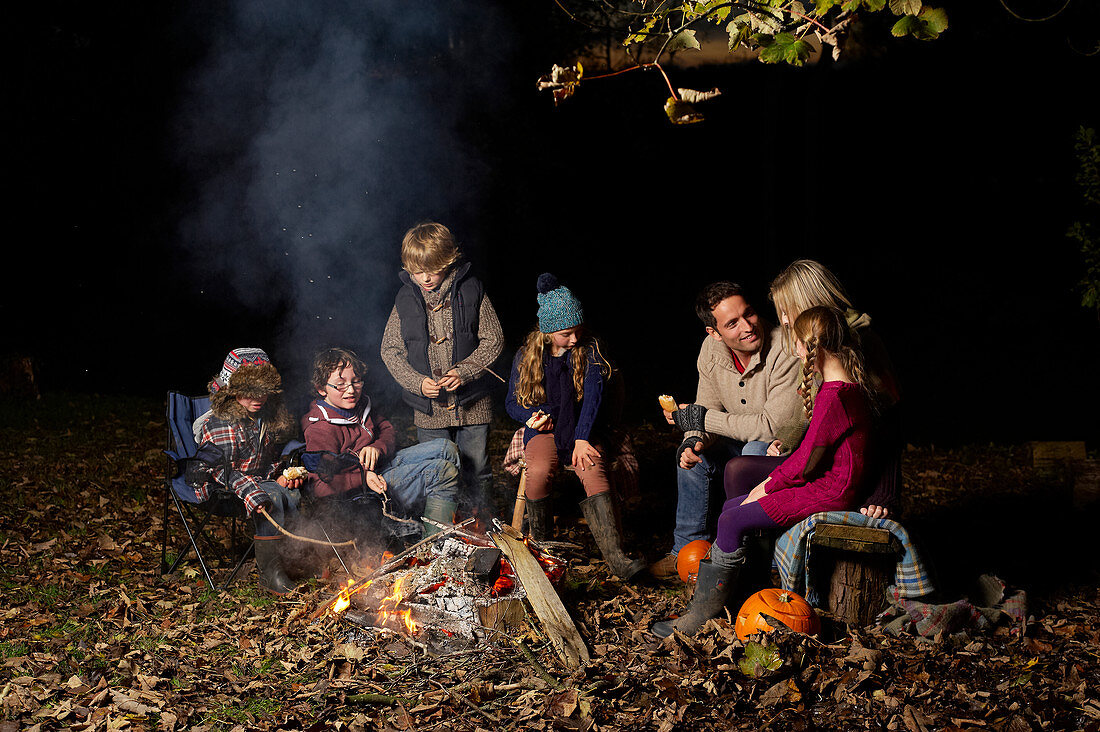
[881,574,1027,637]
[773,511,934,606]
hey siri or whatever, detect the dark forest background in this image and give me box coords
[7,1,1099,446]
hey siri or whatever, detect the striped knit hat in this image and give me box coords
[212,348,272,392]
[536,273,584,333]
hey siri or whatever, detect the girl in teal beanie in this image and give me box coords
[505,274,644,580]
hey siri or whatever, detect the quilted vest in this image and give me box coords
[395,262,489,414]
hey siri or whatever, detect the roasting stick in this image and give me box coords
[319,524,352,577]
[455,356,506,385]
[256,507,356,548]
[309,517,477,621]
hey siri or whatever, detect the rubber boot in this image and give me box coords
[253,534,296,595]
[422,497,458,537]
[525,496,552,541]
[650,545,745,638]
[578,491,646,580]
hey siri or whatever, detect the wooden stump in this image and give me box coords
[810,524,901,627]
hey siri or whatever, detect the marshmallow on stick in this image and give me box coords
[658,395,678,412]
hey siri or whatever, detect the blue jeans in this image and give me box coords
[380,438,460,521]
[672,437,769,553]
[417,424,490,501]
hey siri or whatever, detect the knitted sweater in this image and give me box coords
[759,381,873,525]
[691,325,804,446]
[380,265,504,429]
[505,346,605,453]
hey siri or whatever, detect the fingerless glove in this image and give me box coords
[671,403,707,433]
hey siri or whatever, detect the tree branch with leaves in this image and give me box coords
[537,0,948,123]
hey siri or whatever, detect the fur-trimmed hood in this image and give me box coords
[207,363,297,439]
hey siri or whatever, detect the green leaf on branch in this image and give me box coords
[813,0,840,14]
[692,0,733,24]
[625,17,660,47]
[889,0,923,15]
[842,0,886,11]
[727,19,752,50]
[758,33,813,65]
[668,29,702,52]
[891,6,949,39]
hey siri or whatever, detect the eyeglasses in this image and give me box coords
[326,380,364,392]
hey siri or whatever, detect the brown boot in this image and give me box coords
[648,552,682,582]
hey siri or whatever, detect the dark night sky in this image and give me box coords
[7,1,1099,446]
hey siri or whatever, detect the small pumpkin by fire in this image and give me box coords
[735,588,820,640]
[676,539,711,583]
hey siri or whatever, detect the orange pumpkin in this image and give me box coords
[735,588,820,640]
[676,540,711,583]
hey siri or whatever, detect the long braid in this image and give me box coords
[800,338,818,420]
[794,305,876,418]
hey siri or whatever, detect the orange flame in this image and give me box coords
[377,575,418,635]
[328,579,368,617]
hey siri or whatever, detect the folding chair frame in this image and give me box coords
[159,392,255,592]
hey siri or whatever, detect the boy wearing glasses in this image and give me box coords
[302,347,460,545]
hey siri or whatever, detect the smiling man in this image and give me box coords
[650,281,803,581]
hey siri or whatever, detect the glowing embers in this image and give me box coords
[324,534,565,647]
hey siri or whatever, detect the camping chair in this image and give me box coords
[160,391,303,590]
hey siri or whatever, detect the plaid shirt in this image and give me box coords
[188,415,283,516]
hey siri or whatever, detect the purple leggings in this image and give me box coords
[715,455,784,553]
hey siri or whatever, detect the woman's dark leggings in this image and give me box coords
[714,455,784,553]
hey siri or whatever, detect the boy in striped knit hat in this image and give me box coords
[187,348,303,594]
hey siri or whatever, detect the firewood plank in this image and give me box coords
[491,530,590,669]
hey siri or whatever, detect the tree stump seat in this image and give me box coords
[810,523,902,627]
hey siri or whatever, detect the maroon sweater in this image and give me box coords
[758,381,873,525]
[301,398,396,498]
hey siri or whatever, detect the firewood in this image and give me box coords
[490,529,590,670]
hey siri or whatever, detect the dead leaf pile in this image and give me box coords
[0,395,1097,730]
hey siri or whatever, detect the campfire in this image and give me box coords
[315,519,568,653]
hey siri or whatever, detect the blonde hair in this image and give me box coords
[401,222,460,274]
[769,259,854,354]
[513,327,611,409]
[793,306,869,420]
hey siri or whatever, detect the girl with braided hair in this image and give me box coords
[652,306,875,637]
[768,258,900,519]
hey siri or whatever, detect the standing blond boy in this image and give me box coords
[380,223,504,521]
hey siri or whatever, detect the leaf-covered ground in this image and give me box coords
[1,394,1098,731]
